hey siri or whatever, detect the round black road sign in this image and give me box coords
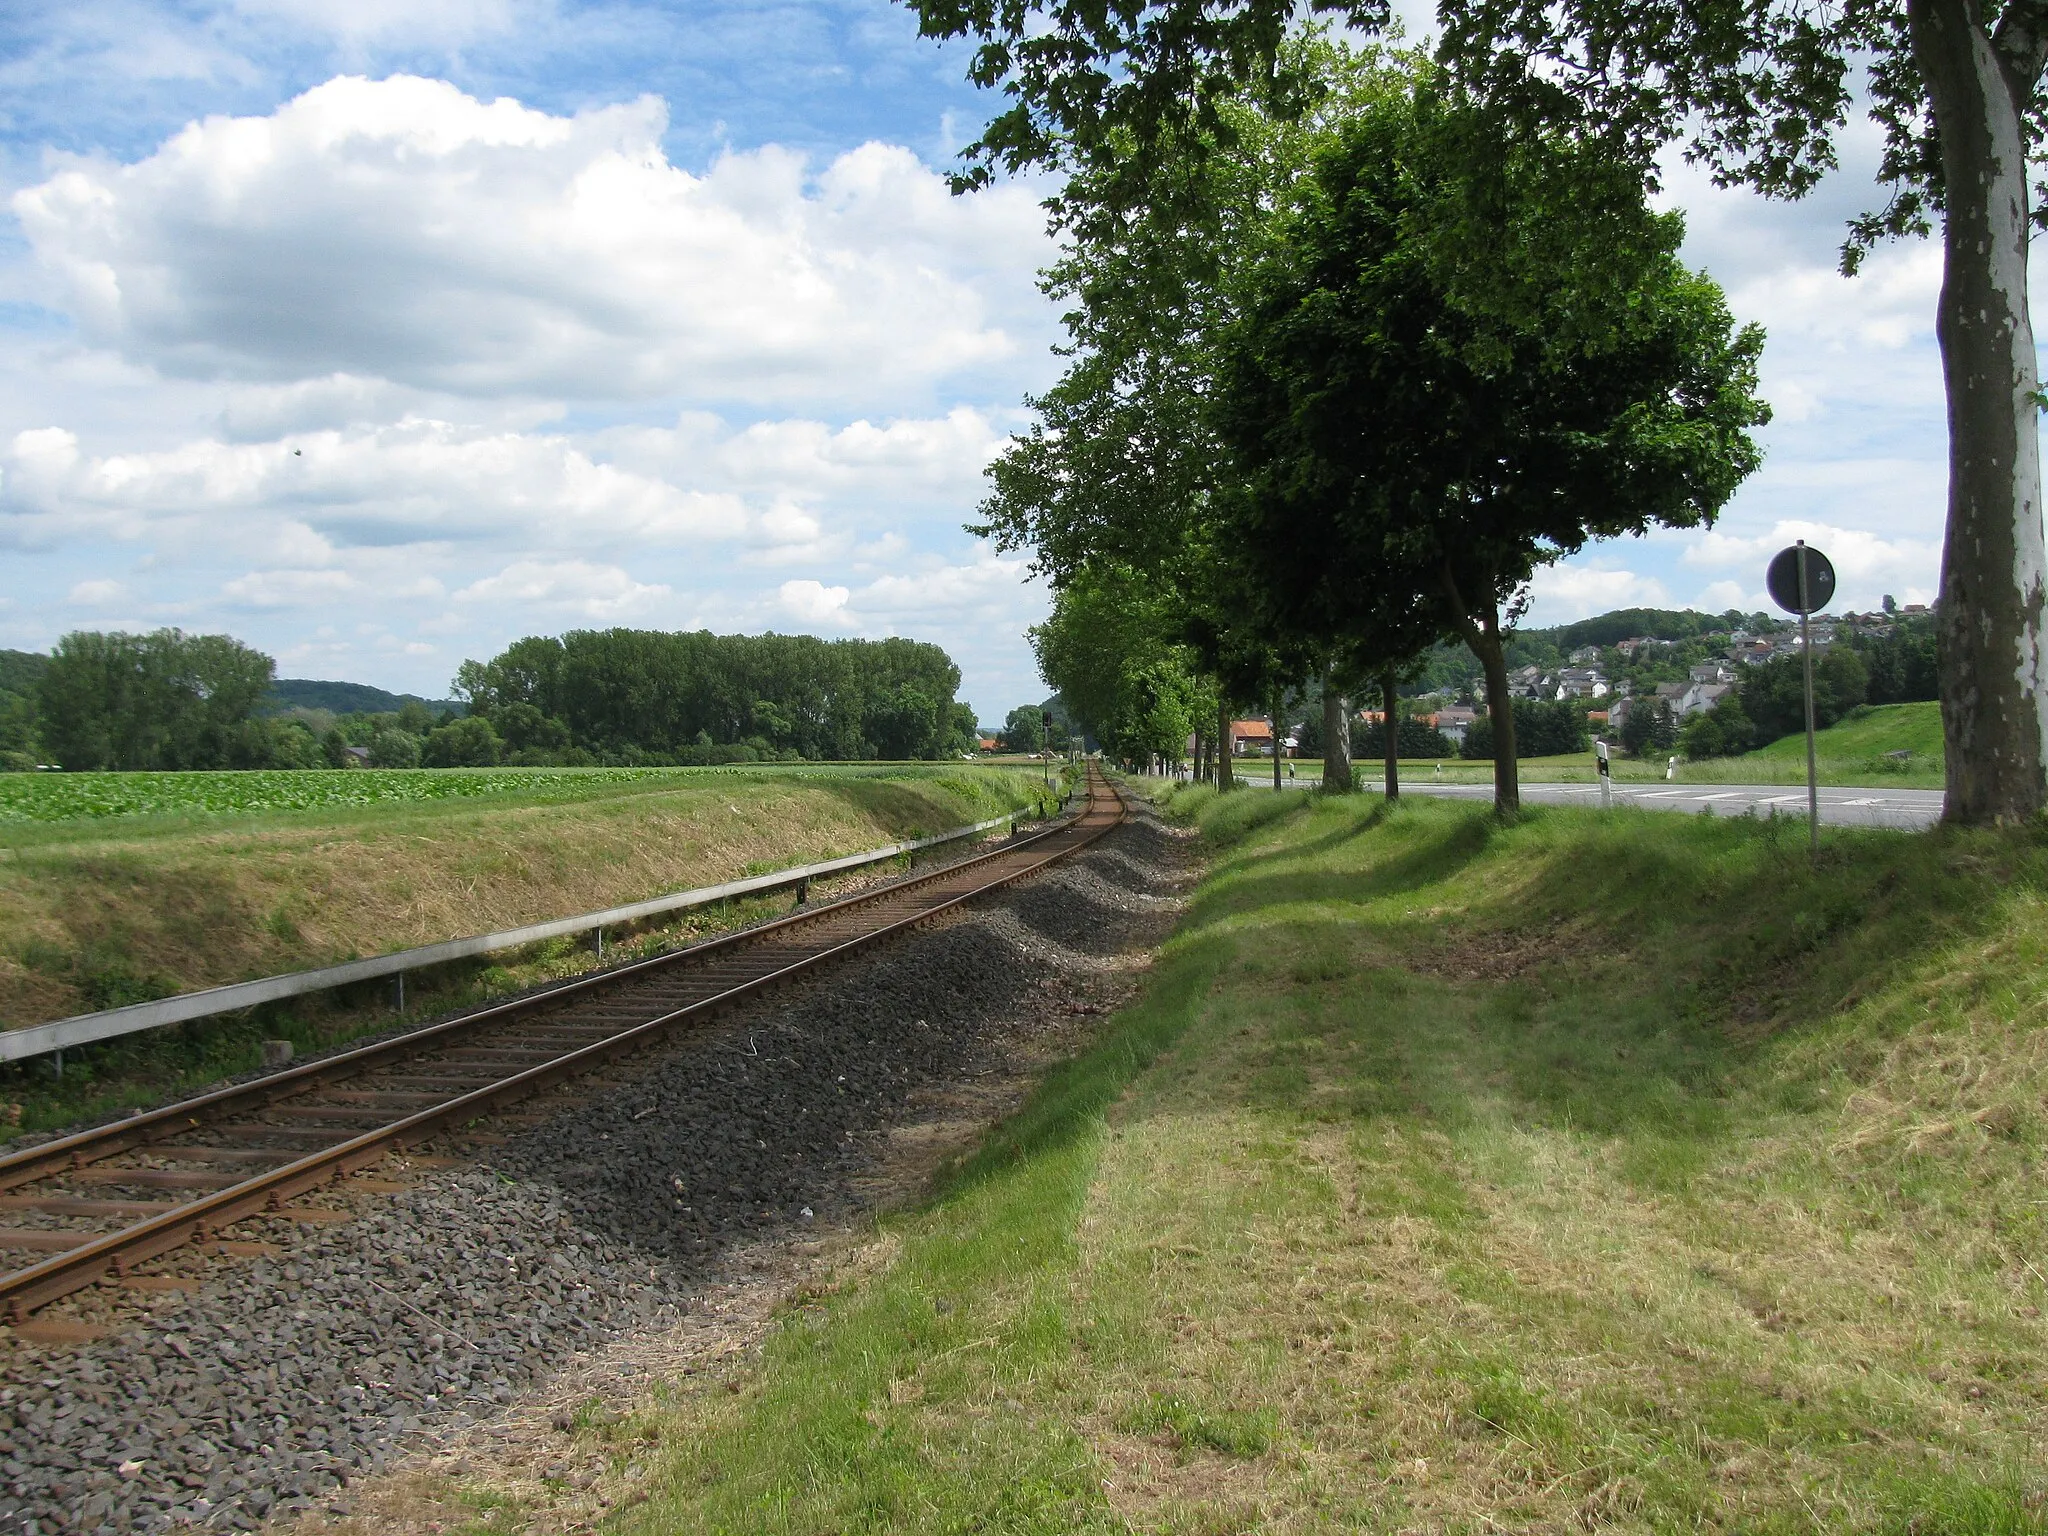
[1766,543,1836,615]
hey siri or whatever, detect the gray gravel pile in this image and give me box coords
[0,1174,681,1535]
[496,820,1194,1266]
[0,809,1195,1536]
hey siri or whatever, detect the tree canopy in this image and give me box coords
[907,0,2048,823]
[454,629,977,763]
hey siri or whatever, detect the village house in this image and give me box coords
[1229,719,1275,756]
[1433,705,1478,745]
[1677,680,1732,717]
[1555,667,1610,700]
[1567,644,1602,665]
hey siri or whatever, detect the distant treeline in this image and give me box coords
[2,626,978,771]
[454,630,978,764]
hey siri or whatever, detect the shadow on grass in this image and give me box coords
[1100,797,2048,1185]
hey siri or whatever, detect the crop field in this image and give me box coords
[0,762,988,826]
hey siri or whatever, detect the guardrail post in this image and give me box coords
[795,879,810,906]
[595,926,605,959]
[394,973,406,1014]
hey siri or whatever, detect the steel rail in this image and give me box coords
[0,768,1123,1320]
[2,807,1044,1066]
[0,790,1081,1195]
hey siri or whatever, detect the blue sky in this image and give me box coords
[0,0,1989,720]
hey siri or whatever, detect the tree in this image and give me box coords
[369,728,422,769]
[451,629,971,763]
[38,629,275,771]
[423,715,503,767]
[1215,82,1767,813]
[906,0,2048,824]
[1031,564,1215,767]
[1001,705,1048,753]
[492,701,573,759]
[1461,698,1591,760]
[1738,648,1871,744]
[1620,697,1676,758]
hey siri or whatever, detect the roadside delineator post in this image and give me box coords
[1596,739,1612,809]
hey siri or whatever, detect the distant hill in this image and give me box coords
[1542,607,1763,651]
[264,679,463,717]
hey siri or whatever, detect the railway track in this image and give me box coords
[0,765,1125,1326]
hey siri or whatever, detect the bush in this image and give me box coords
[1356,718,1456,758]
[1738,648,1868,745]
[423,715,503,767]
[368,728,422,769]
[1461,699,1591,760]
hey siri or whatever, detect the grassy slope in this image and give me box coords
[1238,704,1947,790]
[572,782,2048,1534]
[0,767,1046,1126]
[1749,700,1946,764]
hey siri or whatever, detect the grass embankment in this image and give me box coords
[562,779,2047,1533]
[0,766,1049,1130]
[1245,702,1947,790]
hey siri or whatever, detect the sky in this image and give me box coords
[0,0,2005,721]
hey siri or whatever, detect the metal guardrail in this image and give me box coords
[2,808,1044,1065]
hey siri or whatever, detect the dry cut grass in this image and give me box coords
[449,789,2048,1533]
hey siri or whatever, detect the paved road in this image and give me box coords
[1218,775,1945,829]
[1390,779,1941,829]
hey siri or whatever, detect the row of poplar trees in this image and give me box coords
[971,38,1768,813]
[916,0,2048,825]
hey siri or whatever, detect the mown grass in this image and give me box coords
[547,780,2048,1533]
[0,766,1049,1131]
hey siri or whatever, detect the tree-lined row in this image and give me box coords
[452,630,978,763]
[982,39,1767,810]
[915,0,2048,823]
[6,627,980,771]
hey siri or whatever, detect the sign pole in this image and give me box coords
[1798,540,1819,855]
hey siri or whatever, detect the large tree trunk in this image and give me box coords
[1911,0,2048,823]
[1381,668,1400,802]
[1322,669,1352,792]
[1272,689,1283,791]
[1445,568,1519,815]
[1216,700,1235,791]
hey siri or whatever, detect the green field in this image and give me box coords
[499,780,2048,1533]
[0,761,1010,827]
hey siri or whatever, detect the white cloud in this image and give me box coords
[0,416,752,550]
[225,0,518,46]
[1680,519,1942,609]
[1522,561,1672,625]
[67,576,126,604]
[776,577,853,627]
[12,75,1053,408]
[454,558,671,620]
[220,567,362,606]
